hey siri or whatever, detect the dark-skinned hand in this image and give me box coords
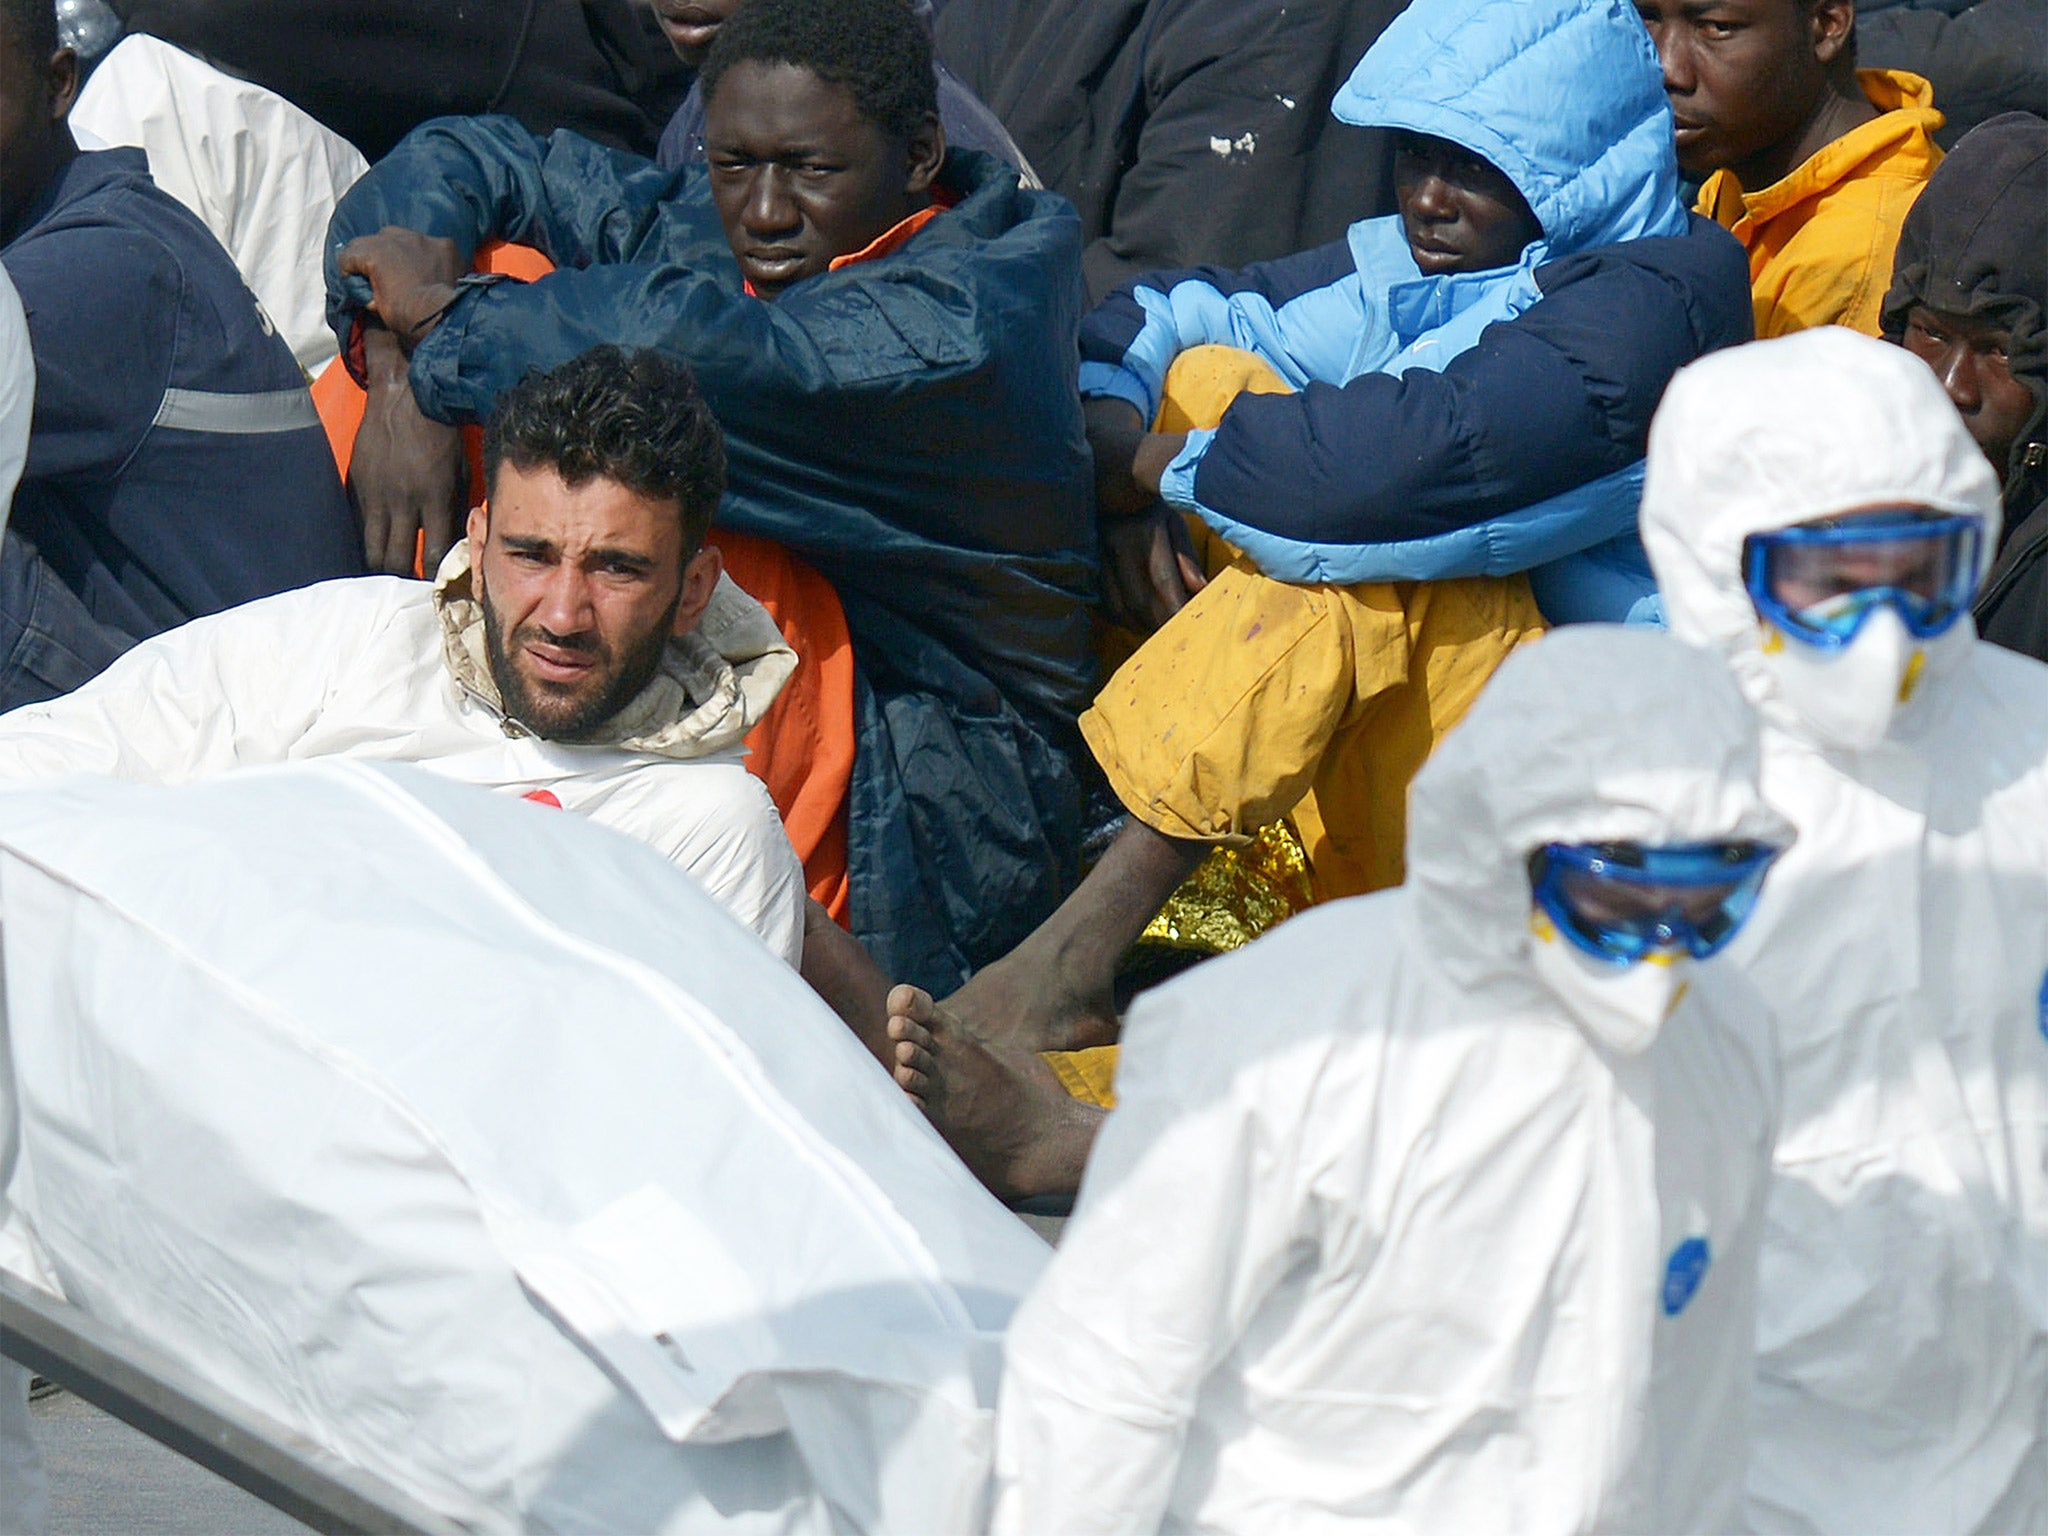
[335,228,467,353]
[1099,503,1207,635]
[350,325,467,576]
[1084,396,1155,523]
[1084,396,1205,632]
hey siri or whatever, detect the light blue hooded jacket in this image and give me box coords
[1076,0,1751,620]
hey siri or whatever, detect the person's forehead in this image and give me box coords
[489,462,684,555]
[1779,505,1954,547]
[1913,303,2017,349]
[1637,0,1803,27]
[1677,0,1799,19]
[1392,132,1512,182]
[1392,130,1477,158]
[703,60,881,150]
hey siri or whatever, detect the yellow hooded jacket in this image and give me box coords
[1697,69,1944,338]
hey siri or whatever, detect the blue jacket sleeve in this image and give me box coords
[325,114,691,348]
[408,247,1016,437]
[404,260,784,425]
[1076,239,1357,420]
[1178,226,1751,545]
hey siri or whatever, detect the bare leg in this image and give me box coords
[797,899,894,1068]
[888,984,1104,1201]
[943,817,1205,1055]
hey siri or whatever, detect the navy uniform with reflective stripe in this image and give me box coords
[1,148,362,696]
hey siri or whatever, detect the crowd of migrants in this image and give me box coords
[1,0,2046,1527]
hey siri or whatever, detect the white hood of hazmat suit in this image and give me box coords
[1642,325,2002,753]
[1642,327,2048,1535]
[994,627,1790,1536]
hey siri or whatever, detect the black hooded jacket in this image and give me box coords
[1859,0,2048,145]
[935,0,1408,302]
[110,0,688,161]
[1883,111,2048,664]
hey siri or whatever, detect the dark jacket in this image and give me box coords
[327,124,1097,991]
[1858,0,2048,144]
[1882,112,2048,662]
[111,0,687,161]
[1083,219,1750,556]
[935,0,1408,302]
[1975,463,2048,661]
[2,150,361,648]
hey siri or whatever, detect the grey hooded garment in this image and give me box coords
[1882,111,2048,662]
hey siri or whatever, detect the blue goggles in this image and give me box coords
[1529,841,1781,966]
[1743,510,1982,650]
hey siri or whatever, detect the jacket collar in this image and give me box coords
[1698,70,1942,234]
[431,539,797,759]
[5,146,151,249]
[828,187,961,273]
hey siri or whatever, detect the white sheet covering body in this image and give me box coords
[0,761,1047,1534]
[1641,328,2048,1534]
[0,258,40,1536]
[70,35,368,377]
[995,629,1789,1535]
[0,562,807,967]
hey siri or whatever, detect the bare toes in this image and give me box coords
[886,982,935,1026]
[892,1034,936,1100]
[887,1014,936,1052]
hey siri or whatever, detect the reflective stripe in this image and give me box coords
[151,387,319,435]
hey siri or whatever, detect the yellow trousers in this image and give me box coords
[1046,347,1548,1109]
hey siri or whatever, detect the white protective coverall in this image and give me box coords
[0,760,1049,1534]
[1640,327,2048,1534]
[0,259,41,1536]
[994,626,1792,1536]
[70,35,368,377]
[0,543,808,966]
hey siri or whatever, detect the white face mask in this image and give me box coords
[1527,908,1692,1055]
[1757,604,1928,753]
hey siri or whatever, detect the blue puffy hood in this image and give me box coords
[1334,0,1688,261]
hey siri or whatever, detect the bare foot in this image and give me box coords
[942,949,1118,1059]
[941,818,1204,1056]
[887,984,1104,1202]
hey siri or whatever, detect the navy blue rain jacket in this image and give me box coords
[5,149,361,647]
[327,125,1097,991]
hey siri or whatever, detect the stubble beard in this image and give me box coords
[479,581,682,743]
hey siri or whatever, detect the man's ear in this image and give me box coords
[1809,0,1856,65]
[48,48,79,122]
[465,503,490,579]
[671,544,726,638]
[905,113,945,196]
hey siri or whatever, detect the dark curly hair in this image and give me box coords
[482,346,726,550]
[699,0,937,145]
[0,0,58,60]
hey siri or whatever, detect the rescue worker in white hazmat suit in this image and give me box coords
[994,626,1794,1536]
[1639,325,2048,1535]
